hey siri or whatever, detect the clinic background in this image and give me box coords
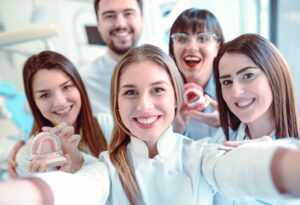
[0,0,299,176]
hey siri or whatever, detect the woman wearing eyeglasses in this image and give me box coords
[169,8,224,140]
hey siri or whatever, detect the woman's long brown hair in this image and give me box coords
[213,34,299,140]
[23,51,107,156]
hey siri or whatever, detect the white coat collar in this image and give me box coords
[129,126,177,158]
[235,123,276,140]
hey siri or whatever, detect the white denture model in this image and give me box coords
[30,132,67,169]
[183,83,210,111]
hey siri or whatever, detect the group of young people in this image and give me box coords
[2,0,300,204]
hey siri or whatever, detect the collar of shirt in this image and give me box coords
[129,126,177,158]
[204,74,216,99]
[235,123,276,140]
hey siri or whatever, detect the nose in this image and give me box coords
[52,91,67,106]
[186,37,199,51]
[231,81,244,97]
[115,14,127,28]
[136,94,154,112]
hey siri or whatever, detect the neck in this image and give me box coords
[108,48,123,61]
[246,115,275,139]
[146,142,158,159]
[187,73,211,88]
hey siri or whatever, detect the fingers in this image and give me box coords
[57,126,75,139]
[223,136,273,147]
[42,122,69,135]
[30,159,48,173]
[223,140,247,147]
[208,97,219,109]
[68,134,81,145]
[42,123,75,140]
[7,141,25,178]
[58,154,75,173]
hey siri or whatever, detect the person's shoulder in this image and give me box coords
[96,112,114,142]
[174,132,207,148]
[79,55,107,74]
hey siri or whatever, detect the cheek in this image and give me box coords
[221,88,230,104]
[204,44,219,57]
[172,47,182,60]
[74,91,82,106]
[117,98,128,118]
[35,99,46,111]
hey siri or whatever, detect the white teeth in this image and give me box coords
[137,117,157,124]
[184,56,200,61]
[114,31,128,37]
[237,99,253,107]
[55,107,71,114]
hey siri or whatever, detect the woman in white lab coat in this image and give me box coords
[212,33,300,205]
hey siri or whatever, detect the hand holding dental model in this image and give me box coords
[30,132,67,170]
[183,82,210,111]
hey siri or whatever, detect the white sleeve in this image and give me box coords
[202,139,299,202]
[36,162,110,205]
[15,137,34,177]
[97,112,114,143]
[81,152,98,166]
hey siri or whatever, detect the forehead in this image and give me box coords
[98,0,140,13]
[119,60,171,85]
[32,69,69,89]
[219,53,257,74]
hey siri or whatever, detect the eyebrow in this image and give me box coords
[219,66,258,79]
[120,80,170,89]
[102,8,136,16]
[34,79,72,94]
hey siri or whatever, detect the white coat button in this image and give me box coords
[152,161,158,166]
[168,170,174,175]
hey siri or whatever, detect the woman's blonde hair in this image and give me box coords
[109,44,184,204]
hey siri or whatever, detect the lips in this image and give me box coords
[113,30,130,37]
[235,98,255,108]
[111,28,132,39]
[53,106,72,115]
[134,115,160,128]
[183,56,201,68]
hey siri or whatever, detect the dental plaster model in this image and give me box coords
[30,132,67,169]
[183,83,209,111]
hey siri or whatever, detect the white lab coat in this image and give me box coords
[37,126,298,205]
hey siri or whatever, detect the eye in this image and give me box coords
[124,11,135,17]
[243,73,255,80]
[220,79,232,86]
[103,14,115,20]
[151,87,165,95]
[62,84,73,91]
[123,89,138,96]
[197,34,210,43]
[172,33,189,44]
[39,92,50,99]
[177,35,189,43]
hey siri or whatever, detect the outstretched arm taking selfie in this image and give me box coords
[203,139,300,203]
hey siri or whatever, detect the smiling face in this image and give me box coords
[172,31,219,86]
[219,53,273,124]
[117,60,176,148]
[96,0,143,56]
[32,69,81,126]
